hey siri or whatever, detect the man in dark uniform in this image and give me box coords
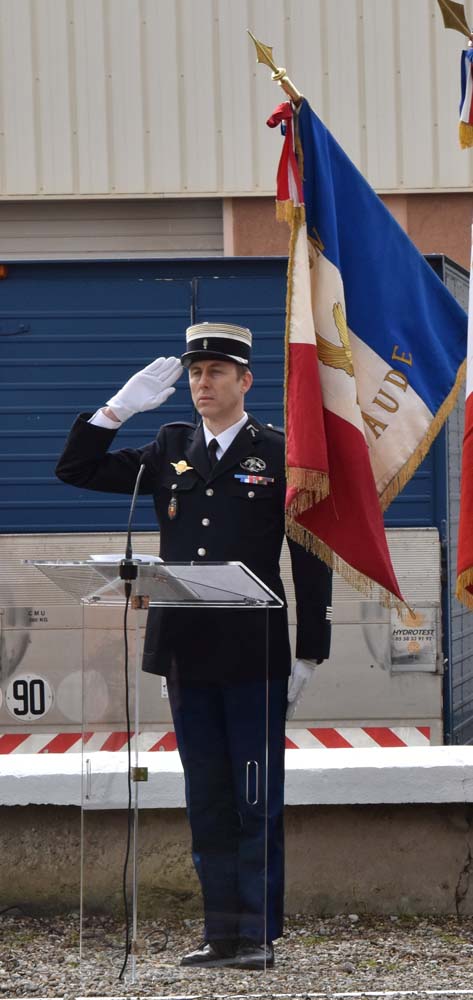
[56,322,332,970]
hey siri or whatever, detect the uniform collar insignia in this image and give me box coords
[171,459,194,475]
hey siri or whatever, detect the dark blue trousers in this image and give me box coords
[167,674,288,944]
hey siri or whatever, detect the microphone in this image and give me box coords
[120,463,146,583]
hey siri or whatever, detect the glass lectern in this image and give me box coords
[30,559,283,982]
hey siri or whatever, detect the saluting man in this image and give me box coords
[56,323,332,970]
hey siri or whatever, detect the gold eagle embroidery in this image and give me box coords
[316,302,354,377]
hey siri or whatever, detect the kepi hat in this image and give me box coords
[181,322,252,368]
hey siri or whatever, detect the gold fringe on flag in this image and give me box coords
[285,513,406,612]
[287,478,330,517]
[276,200,306,225]
[459,121,473,148]
[456,568,473,609]
[379,358,467,511]
[287,467,329,498]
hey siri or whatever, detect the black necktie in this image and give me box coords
[207,437,219,469]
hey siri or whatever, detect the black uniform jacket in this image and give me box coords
[56,414,332,684]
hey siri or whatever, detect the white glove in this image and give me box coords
[105,356,183,423]
[286,659,318,720]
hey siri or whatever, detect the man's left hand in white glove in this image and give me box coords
[286,659,321,720]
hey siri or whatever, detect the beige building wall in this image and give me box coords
[228,194,473,272]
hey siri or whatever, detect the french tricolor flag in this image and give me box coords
[460,49,473,149]
[457,228,473,608]
[270,100,468,607]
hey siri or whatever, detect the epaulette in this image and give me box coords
[266,423,284,434]
[164,421,196,428]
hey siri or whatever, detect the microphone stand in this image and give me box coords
[119,463,146,592]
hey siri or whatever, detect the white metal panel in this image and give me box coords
[34,0,74,194]
[217,0,254,193]
[177,0,219,193]
[324,0,364,169]
[0,200,223,258]
[286,0,325,123]
[105,0,145,194]
[143,0,182,194]
[0,0,472,198]
[398,0,435,189]
[362,0,399,191]
[0,0,37,195]
[73,0,110,194]
[248,0,288,195]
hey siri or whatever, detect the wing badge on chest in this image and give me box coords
[170,460,193,475]
[240,456,266,473]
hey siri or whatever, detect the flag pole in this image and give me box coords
[247,31,303,105]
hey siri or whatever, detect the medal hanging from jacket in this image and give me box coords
[168,494,178,520]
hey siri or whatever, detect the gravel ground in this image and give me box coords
[1,910,473,998]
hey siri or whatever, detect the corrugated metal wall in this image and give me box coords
[0,0,471,199]
[0,200,223,258]
[443,262,473,744]
[0,258,286,532]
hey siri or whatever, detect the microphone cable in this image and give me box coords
[118,580,133,981]
[117,464,145,981]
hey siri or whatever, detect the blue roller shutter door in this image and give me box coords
[0,257,445,533]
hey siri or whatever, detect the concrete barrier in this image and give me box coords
[2,747,473,915]
[4,746,473,807]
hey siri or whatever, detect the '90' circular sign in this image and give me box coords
[6,674,53,721]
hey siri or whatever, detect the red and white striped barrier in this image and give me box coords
[0,726,432,754]
[285,726,431,749]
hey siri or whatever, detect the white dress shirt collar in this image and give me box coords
[202,412,248,459]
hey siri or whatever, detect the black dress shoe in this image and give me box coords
[229,940,274,970]
[180,940,238,967]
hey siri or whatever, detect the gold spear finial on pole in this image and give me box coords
[436,0,472,40]
[248,30,303,105]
